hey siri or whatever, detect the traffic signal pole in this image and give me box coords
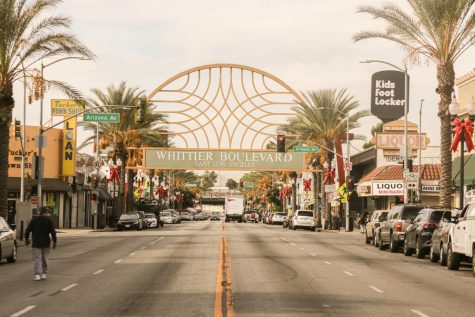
[345,113,351,232]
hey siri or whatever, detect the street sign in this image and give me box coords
[293,146,319,153]
[405,172,418,182]
[83,113,120,123]
[243,181,255,189]
[407,182,417,190]
[344,160,352,171]
[185,182,197,187]
[93,161,101,169]
[325,184,336,193]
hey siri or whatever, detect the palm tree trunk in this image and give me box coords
[0,94,13,219]
[437,64,455,208]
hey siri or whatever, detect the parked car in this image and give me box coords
[117,213,143,231]
[144,213,158,228]
[365,210,388,244]
[271,212,287,225]
[0,217,16,263]
[289,210,316,231]
[283,215,290,228]
[170,210,181,224]
[193,213,206,221]
[210,211,220,221]
[445,202,475,275]
[403,208,446,258]
[266,212,274,224]
[378,204,424,252]
[430,210,459,265]
[180,212,193,221]
[135,211,149,229]
[160,210,174,224]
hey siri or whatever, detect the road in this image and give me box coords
[1,221,474,317]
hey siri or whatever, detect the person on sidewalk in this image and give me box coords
[25,207,57,281]
[358,210,368,234]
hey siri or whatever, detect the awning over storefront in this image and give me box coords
[7,177,70,191]
[97,187,112,200]
[452,153,475,187]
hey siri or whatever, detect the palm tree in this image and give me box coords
[353,0,475,208]
[0,0,94,217]
[285,89,369,227]
[80,82,167,218]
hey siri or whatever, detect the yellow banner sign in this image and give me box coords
[51,99,84,117]
[62,117,77,176]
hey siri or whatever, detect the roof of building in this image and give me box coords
[360,164,441,182]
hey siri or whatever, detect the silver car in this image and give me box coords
[160,211,173,224]
[290,210,316,231]
[365,210,388,244]
[0,217,17,263]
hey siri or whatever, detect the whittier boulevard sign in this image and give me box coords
[143,149,306,171]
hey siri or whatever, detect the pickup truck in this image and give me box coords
[446,202,475,276]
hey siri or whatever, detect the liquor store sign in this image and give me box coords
[144,149,306,171]
[372,181,404,196]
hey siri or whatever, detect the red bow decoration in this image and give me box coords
[280,187,291,198]
[303,179,312,192]
[109,166,120,182]
[176,194,184,202]
[451,118,474,153]
[154,186,168,197]
[323,168,335,184]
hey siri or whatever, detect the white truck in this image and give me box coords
[225,196,244,223]
[446,201,475,276]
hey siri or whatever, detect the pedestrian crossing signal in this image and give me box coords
[14,119,21,138]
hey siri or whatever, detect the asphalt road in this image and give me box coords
[1,221,474,317]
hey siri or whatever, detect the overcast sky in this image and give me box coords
[12,0,475,181]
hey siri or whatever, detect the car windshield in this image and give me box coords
[160,212,171,217]
[275,212,286,216]
[298,211,313,217]
[401,207,423,219]
[120,214,138,220]
[430,211,445,222]
[145,214,155,218]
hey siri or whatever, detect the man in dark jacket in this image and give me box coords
[25,207,57,281]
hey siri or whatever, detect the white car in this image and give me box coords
[290,210,316,231]
[144,213,158,228]
[271,212,287,225]
[160,211,173,224]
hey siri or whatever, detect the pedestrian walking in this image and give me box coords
[7,205,15,226]
[24,207,57,281]
[358,210,368,234]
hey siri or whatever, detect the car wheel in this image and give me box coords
[415,237,425,259]
[403,238,413,256]
[429,244,439,263]
[447,243,460,270]
[311,227,316,232]
[365,232,371,244]
[439,243,447,266]
[378,234,386,250]
[389,234,398,253]
[7,243,17,263]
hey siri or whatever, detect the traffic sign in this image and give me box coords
[325,184,336,193]
[93,161,101,169]
[185,182,197,187]
[243,181,255,189]
[344,160,352,171]
[405,172,418,182]
[293,145,319,153]
[407,182,417,190]
[83,113,120,123]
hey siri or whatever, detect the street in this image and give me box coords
[1,221,475,317]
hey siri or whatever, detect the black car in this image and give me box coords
[0,216,17,263]
[430,210,459,265]
[403,208,446,258]
[116,213,143,231]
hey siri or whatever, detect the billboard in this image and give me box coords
[370,70,409,121]
[51,99,84,117]
[62,117,77,176]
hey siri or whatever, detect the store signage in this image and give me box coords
[370,70,409,121]
[372,181,404,196]
[62,117,77,176]
[376,133,427,150]
[144,149,306,171]
[422,185,439,192]
[51,99,84,117]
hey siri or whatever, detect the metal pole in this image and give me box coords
[37,63,44,207]
[403,66,409,205]
[345,113,350,231]
[94,122,99,229]
[418,99,424,202]
[20,60,26,202]
[460,130,465,210]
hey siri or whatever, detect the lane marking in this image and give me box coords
[61,283,78,292]
[280,237,288,241]
[129,252,136,256]
[93,269,104,275]
[299,247,304,250]
[140,246,146,250]
[10,305,36,317]
[290,242,297,246]
[368,286,384,293]
[310,253,317,257]
[214,236,224,317]
[343,271,354,277]
[323,261,332,265]
[150,237,163,245]
[114,259,123,264]
[411,310,430,317]
[323,305,331,308]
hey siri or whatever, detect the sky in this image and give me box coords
[12,0,475,182]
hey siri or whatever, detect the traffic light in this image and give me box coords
[14,119,21,139]
[90,193,97,200]
[91,174,99,189]
[136,98,147,123]
[277,135,285,153]
[346,176,355,192]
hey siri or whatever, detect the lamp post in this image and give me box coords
[360,60,409,204]
[18,55,27,202]
[418,99,424,202]
[36,56,90,208]
[448,97,475,210]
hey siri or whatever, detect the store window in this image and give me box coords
[45,192,59,216]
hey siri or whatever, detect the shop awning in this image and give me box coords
[7,177,70,191]
[452,153,475,187]
[97,187,112,200]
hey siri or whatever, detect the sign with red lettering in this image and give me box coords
[372,182,404,196]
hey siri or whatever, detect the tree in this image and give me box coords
[362,122,384,149]
[354,0,475,208]
[80,82,167,217]
[199,171,218,190]
[285,89,369,226]
[0,0,94,217]
[226,179,238,190]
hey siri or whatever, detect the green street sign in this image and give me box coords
[243,181,255,189]
[185,182,197,187]
[293,146,319,153]
[83,113,120,123]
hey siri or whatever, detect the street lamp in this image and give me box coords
[449,96,475,209]
[360,60,410,204]
[36,56,90,208]
[418,99,424,202]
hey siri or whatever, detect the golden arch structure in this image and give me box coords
[147,64,304,150]
[137,64,307,171]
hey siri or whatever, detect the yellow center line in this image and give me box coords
[215,222,235,317]
[214,236,224,317]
